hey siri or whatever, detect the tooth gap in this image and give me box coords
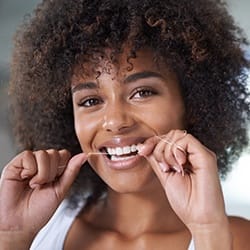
[100,148,111,159]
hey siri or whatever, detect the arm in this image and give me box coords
[0,231,34,250]
[191,219,233,250]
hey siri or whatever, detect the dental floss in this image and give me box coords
[154,135,173,146]
[87,152,109,157]
[86,127,186,175]
[154,134,187,153]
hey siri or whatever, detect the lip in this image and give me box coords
[103,153,144,170]
[97,136,147,171]
[98,136,146,149]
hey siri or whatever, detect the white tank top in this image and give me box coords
[30,200,195,250]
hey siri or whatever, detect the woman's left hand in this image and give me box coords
[138,129,228,233]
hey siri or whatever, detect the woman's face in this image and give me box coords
[71,49,185,193]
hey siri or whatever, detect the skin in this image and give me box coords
[71,49,185,193]
[0,49,250,249]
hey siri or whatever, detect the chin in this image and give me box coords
[104,169,158,194]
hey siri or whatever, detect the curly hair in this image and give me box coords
[9,0,250,206]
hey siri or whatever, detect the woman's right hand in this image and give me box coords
[0,149,87,248]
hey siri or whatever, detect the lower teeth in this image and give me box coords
[110,155,136,161]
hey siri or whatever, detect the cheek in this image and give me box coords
[74,112,93,152]
[141,100,185,134]
[74,121,87,151]
[74,112,100,151]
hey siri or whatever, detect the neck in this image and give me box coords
[87,181,186,238]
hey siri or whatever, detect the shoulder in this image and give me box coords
[228,216,250,250]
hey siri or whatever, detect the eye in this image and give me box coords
[78,97,103,107]
[131,87,157,99]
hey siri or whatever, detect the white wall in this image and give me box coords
[226,0,250,39]
[222,0,250,219]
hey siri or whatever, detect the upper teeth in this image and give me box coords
[106,144,138,156]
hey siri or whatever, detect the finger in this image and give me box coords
[158,161,171,173]
[138,131,187,174]
[160,130,188,173]
[171,131,204,156]
[46,149,60,182]
[54,153,88,200]
[169,132,217,172]
[137,137,173,175]
[153,138,170,162]
[151,132,185,173]
[57,149,71,176]
[20,151,38,180]
[137,136,159,156]
[144,154,170,187]
[172,142,187,166]
[29,150,50,188]
[160,139,180,170]
[2,151,37,181]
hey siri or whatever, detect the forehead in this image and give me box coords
[71,48,170,85]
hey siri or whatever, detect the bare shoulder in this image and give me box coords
[228,216,250,249]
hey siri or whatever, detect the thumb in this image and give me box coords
[55,153,88,200]
[137,136,158,157]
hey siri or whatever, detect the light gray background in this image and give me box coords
[0,0,250,218]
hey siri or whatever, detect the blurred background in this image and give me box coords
[0,0,250,218]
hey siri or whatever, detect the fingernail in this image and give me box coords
[58,165,66,170]
[172,166,180,173]
[71,153,87,165]
[30,183,40,189]
[159,162,169,172]
[21,174,29,179]
[137,144,146,155]
[172,165,185,176]
[81,153,88,163]
[172,165,182,174]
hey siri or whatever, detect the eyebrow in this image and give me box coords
[71,82,98,93]
[71,71,164,93]
[123,71,164,84]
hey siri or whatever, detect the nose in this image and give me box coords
[102,103,134,133]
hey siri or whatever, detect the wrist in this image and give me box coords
[0,231,34,250]
[189,219,233,250]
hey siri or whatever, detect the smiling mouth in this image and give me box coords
[100,144,139,161]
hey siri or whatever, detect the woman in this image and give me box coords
[1,0,250,249]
